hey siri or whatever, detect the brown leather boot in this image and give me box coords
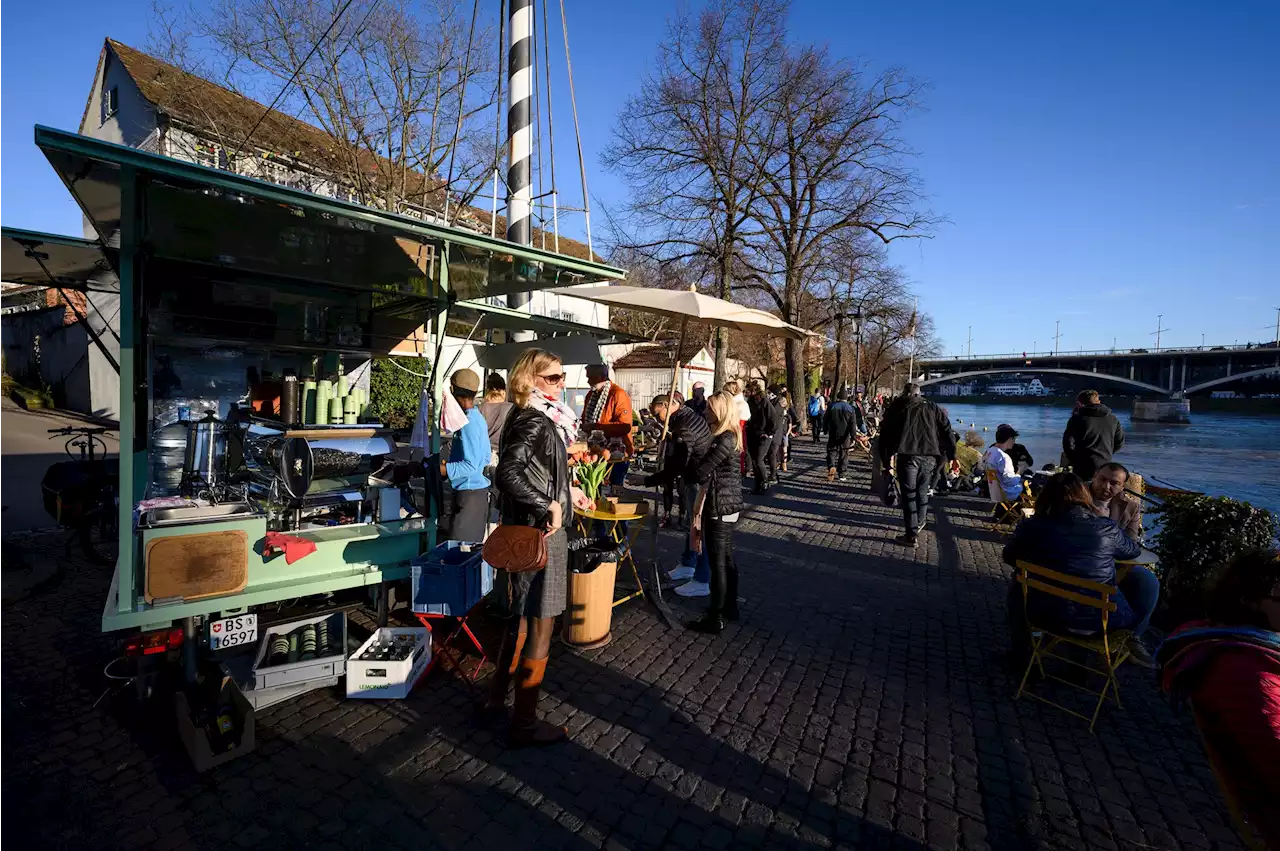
[475,628,525,726]
[827,467,836,482]
[508,657,567,748]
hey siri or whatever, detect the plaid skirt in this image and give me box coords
[493,528,568,620]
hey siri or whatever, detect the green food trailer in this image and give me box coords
[4,125,628,698]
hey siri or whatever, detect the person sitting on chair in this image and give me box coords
[1089,462,1142,542]
[981,424,1026,504]
[1003,472,1158,667]
[1157,549,1280,849]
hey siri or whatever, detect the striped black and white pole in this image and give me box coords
[506,0,534,321]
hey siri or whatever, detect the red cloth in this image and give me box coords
[1187,645,1280,847]
[263,531,317,565]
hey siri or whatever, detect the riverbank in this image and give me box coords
[930,394,1280,415]
[936,400,1280,518]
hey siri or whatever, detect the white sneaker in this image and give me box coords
[667,565,696,581]
[674,581,710,598]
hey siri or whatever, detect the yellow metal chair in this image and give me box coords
[1013,559,1132,732]
[987,470,1033,530]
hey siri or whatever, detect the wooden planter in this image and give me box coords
[563,560,617,649]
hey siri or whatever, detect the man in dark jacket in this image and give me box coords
[745,383,782,494]
[1062,389,1125,480]
[824,392,858,482]
[879,384,958,547]
[645,395,714,587]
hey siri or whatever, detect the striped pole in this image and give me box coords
[506,0,534,326]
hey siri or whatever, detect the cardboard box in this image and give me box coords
[346,626,432,699]
[174,680,256,772]
[596,497,649,516]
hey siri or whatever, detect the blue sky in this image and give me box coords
[3,1,1277,354]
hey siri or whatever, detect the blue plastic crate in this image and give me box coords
[410,541,492,615]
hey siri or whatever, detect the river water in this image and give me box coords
[933,400,1280,518]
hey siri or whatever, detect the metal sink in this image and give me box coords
[141,503,262,528]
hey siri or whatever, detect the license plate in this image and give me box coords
[209,614,258,651]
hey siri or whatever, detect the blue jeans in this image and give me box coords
[678,479,710,582]
[1114,565,1160,638]
[681,541,711,583]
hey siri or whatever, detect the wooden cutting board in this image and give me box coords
[145,530,249,603]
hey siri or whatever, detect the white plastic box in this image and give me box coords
[251,611,347,691]
[345,626,432,699]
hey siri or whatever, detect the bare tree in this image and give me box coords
[152,0,496,224]
[606,249,712,342]
[738,47,935,419]
[603,0,786,388]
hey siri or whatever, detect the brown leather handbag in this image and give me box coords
[483,524,548,574]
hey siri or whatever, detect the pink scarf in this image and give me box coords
[529,390,580,449]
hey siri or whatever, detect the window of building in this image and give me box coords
[102,86,119,121]
[547,309,580,324]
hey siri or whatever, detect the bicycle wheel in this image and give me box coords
[79,500,119,566]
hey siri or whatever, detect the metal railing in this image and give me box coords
[920,342,1275,363]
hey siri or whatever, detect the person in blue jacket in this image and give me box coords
[1003,471,1159,667]
[439,368,491,543]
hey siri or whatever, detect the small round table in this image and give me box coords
[1115,547,1159,581]
[573,504,649,608]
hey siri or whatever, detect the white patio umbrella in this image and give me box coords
[551,285,810,340]
[548,284,811,420]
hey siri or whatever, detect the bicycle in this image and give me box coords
[41,425,119,565]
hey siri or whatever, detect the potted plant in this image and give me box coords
[1150,494,1277,627]
[573,456,610,510]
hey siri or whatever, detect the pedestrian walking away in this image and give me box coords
[878,383,958,547]
[823,392,858,482]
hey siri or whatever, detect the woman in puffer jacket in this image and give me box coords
[687,391,746,634]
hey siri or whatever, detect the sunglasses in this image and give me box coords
[538,372,566,385]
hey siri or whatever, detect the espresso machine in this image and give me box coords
[241,419,405,532]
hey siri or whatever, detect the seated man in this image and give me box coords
[1008,442,1034,474]
[1089,462,1142,542]
[981,424,1026,503]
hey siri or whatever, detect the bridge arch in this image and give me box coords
[917,368,1171,396]
[1183,365,1280,396]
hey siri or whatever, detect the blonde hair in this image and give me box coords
[723,380,740,396]
[484,388,507,403]
[509,348,562,407]
[706,391,741,452]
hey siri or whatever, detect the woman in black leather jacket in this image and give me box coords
[479,348,576,747]
[688,391,747,634]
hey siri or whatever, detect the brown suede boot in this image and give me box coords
[507,657,567,748]
[475,628,525,726]
[827,467,836,482]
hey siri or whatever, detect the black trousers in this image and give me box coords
[826,440,849,475]
[446,487,489,544]
[811,418,823,443]
[704,503,739,618]
[896,454,938,535]
[747,436,773,491]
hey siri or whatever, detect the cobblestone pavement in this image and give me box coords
[2,443,1247,851]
